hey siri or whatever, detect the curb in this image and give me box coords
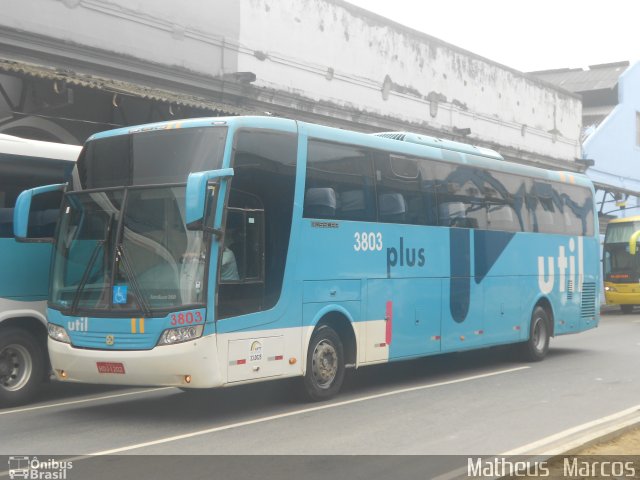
[432,406,640,480]
[502,404,640,456]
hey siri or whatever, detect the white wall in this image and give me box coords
[237,0,581,162]
[1,0,582,162]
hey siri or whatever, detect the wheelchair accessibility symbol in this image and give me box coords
[113,285,128,304]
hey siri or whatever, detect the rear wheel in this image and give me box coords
[621,305,634,314]
[520,306,550,362]
[0,328,45,406]
[302,325,345,401]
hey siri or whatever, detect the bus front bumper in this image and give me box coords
[604,283,640,305]
[48,334,223,388]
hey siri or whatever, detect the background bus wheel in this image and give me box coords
[302,325,345,401]
[621,305,634,314]
[0,328,45,406]
[520,306,550,362]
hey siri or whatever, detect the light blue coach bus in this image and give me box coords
[0,134,80,406]
[14,116,599,400]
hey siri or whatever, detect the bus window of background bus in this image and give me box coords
[304,141,375,222]
[217,130,297,319]
[0,158,68,239]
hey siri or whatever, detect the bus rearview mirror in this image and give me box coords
[14,183,67,242]
[185,168,234,230]
[629,230,640,255]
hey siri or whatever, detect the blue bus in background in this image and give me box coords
[0,134,80,406]
[15,116,600,400]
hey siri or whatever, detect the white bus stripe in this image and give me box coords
[90,366,529,455]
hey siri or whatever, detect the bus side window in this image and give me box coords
[438,201,467,227]
[484,171,528,232]
[435,165,487,229]
[486,204,516,231]
[304,140,375,222]
[0,173,65,239]
[561,184,595,236]
[378,192,407,223]
[375,153,435,225]
[304,188,337,218]
[530,181,565,234]
[217,130,296,320]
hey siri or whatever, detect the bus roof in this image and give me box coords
[372,131,503,161]
[87,116,593,190]
[607,215,640,224]
[0,134,81,162]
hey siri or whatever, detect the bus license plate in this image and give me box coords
[96,362,125,374]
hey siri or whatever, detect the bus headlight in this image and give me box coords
[48,323,71,344]
[604,286,617,292]
[157,325,204,346]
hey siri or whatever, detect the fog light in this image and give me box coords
[289,357,297,365]
[184,375,192,384]
[57,369,67,379]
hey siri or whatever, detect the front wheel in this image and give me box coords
[0,328,46,407]
[302,325,345,401]
[519,306,550,362]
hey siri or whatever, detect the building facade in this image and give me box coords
[533,61,640,224]
[1,0,584,173]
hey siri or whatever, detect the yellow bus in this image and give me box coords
[603,215,640,313]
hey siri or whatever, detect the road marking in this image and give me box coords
[89,366,529,455]
[0,387,174,416]
[502,403,640,455]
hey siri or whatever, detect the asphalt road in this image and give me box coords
[0,313,638,463]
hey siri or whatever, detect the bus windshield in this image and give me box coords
[604,221,640,243]
[49,125,229,315]
[603,220,640,283]
[51,186,208,314]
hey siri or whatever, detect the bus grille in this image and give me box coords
[567,280,573,301]
[581,282,596,318]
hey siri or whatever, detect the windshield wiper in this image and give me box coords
[116,244,152,318]
[70,213,115,315]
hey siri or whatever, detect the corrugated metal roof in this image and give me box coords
[530,61,629,93]
[0,59,252,116]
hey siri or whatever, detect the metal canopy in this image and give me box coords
[0,58,252,116]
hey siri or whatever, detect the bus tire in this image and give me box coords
[302,325,345,401]
[621,305,634,314]
[0,328,45,407]
[520,306,550,362]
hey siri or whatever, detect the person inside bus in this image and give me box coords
[220,227,240,281]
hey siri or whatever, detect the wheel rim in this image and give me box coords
[311,339,338,389]
[532,318,547,353]
[0,344,33,392]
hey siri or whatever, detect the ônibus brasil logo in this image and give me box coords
[7,456,73,480]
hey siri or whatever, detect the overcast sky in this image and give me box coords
[345,0,638,72]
